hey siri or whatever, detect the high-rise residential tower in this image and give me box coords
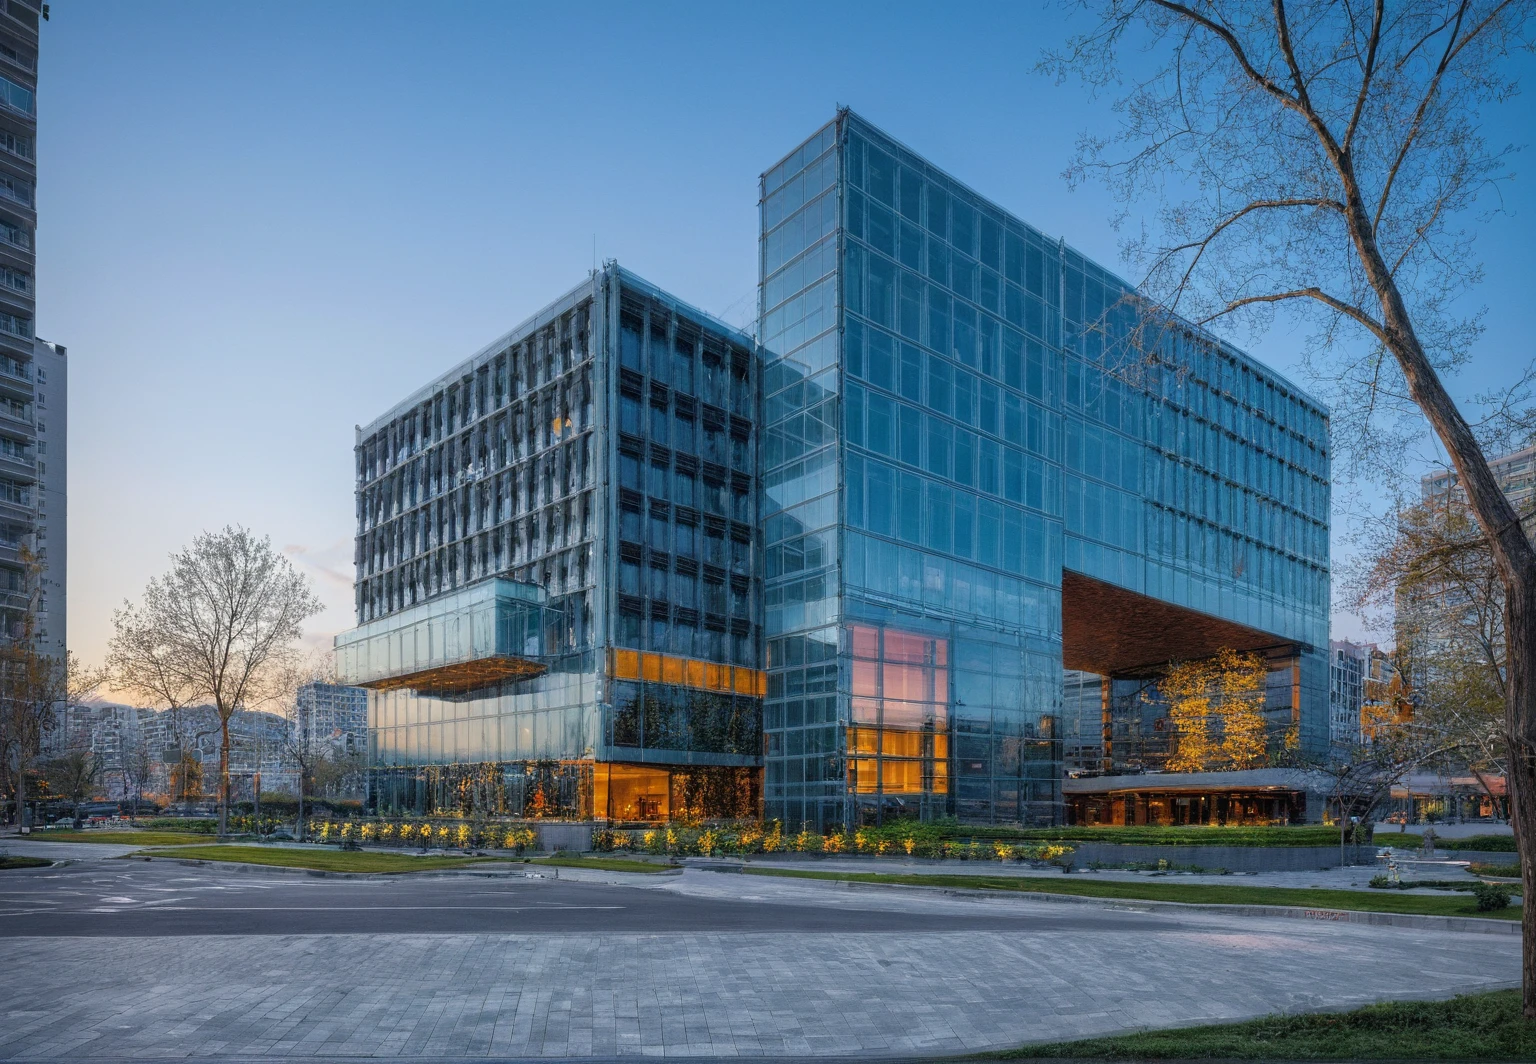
[758,112,1331,829]
[337,265,763,821]
[0,2,46,654]
[30,335,62,660]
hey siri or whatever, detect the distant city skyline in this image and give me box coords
[41,2,1535,693]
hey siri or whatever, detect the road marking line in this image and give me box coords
[34,904,630,913]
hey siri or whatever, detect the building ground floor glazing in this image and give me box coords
[1066,787,1307,826]
[367,759,760,822]
[364,655,762,822]
[763,595,1065,833]
[365,621,1323,829]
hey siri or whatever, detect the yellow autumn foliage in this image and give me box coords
[1162,648,1271,772]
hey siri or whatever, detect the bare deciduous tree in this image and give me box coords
[0,644,60,829]
[1044,0,1536,1011]
[0,546,103,829]
[1350,490,1528,812]
[44,742,101,829]
[108,527,324,836]
[122,732,155,822]
[1314,720,1461,864]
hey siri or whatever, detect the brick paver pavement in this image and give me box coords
[0,889,1517,1060]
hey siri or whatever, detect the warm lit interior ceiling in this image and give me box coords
[1061,570,1291,677]
[358,656,548,695]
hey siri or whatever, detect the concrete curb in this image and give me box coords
[698,864,1521,935]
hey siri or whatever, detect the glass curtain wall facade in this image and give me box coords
[759,112,1330,830]
[343,264,762,822]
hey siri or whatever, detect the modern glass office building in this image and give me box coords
[758,112,1330,829]
[341,111,1332,830]
[338,264,763,821]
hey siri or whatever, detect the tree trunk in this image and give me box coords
[296,772,305,843]
[1344,238,1536,1010]
[1504,574,1536,1017]
[13,750,23,831]
[217,715,230,837]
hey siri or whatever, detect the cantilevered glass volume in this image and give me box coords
[758,112,1331,830]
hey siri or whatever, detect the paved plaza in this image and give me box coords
[0,845,1520,1061]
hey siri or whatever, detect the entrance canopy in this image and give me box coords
[1061,570,1289,678]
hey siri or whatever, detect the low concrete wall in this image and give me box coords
[1066,841,1376,872]
[535,822,593,853]
[1410,849,1517,866]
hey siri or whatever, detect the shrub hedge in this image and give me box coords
[307,818,539,853]
[1390,833,1518,852]
[592,820,1073,861]
[141,817,218,834]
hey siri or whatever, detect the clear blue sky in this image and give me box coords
[43,2,1534,673]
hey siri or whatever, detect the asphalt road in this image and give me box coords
[0,858,1180,937]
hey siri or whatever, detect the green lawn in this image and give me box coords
[740,867,1521,919]
[0,855,50,870]
[30,831,220,846]
[998,989,1531,1059]
[533,854,679,873]
[140,845,514,874]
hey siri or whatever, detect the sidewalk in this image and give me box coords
[681,852,1487,893]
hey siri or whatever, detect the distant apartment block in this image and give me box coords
[1422,442,1536,515]
[61,702,300,802]
[294,682,368,756]
[1329,639,1367,750]
[1408,443,1534,698]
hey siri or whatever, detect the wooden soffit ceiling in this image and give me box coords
[358,656,548,695]
[1061,569,1292,678]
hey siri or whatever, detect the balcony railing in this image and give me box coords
[0,45,35,75]
[0,181,34,210]
[0,225,30,252]
[0,355,29,382]
[0,449,33,470]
